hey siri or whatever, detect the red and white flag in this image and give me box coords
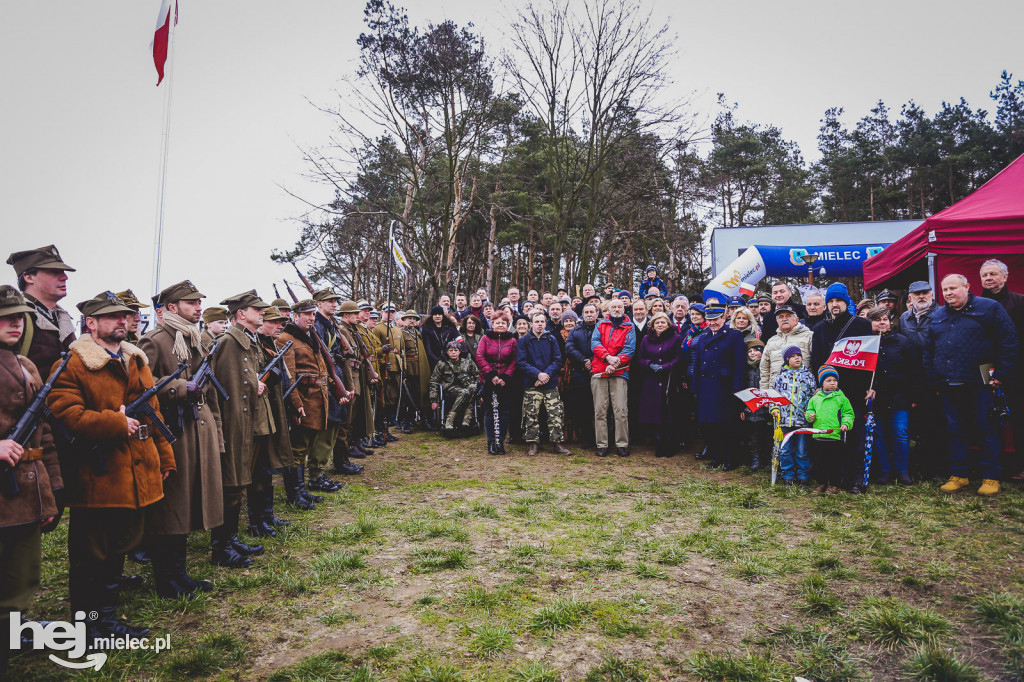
[739,282,756,298]
[781,428,834,448]
[734,388,791,412]
[825,335,880,372]
[152,0,178,86]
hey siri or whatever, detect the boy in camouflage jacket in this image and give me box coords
[429,342,479,430]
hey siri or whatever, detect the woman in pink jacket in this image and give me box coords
[476,312,517,454]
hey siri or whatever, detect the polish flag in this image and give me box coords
[152,0,178,86]
[739,282,756,298]
[825,335,881,372]
[733,388,791,412]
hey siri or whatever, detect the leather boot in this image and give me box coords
[335,459,363,475]
[151,535,198,599]
[552,443,572,455]
[487,441,496,455]
[308,469,344,493]
[283,467,315,510]
[348,445,367,459]
[296,465,324,503]
[356,441,375,456]
[230,535,264,557]
[247,469,277,537]
[170,535,212,594]
[495,440,506,455]
[527,443,538,456]
[211,505,252,568]
[127,547,151,564]
[750,454,762,471]
[400,421,413,434]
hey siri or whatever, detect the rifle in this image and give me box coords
[273,283,281,300]
[284,280,300,304]
[310,327,353,404]
[259,340,292,383]
[2,353,74,498]
[289,263,366,386]
[87,363,186,475]
[193,340,228,402]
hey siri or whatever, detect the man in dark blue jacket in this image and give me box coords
[692,305,747,470]
[517,312,571,456]
[923,274,1018,496]
[565,303,599,448]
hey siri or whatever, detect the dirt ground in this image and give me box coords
[19,431,1024,681]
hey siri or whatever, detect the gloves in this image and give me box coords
[186,380,202,400]
[381,344,392,353]
[650,363,663,372]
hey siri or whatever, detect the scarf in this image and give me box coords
[162,311,204,363]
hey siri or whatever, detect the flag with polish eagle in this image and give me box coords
[733,388,791,412]
[825,335,881,371]
[152,0,178,86]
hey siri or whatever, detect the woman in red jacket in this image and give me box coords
[476,312,517,454]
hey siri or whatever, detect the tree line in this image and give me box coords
[273,0,1024,308]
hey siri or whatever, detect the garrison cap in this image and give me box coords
[876,289,898,302]
[7,244,76,277]
[291,299,316,313]
[158,280,205,304]
[0,285,36,317]
[356,299,371,310]
[77,291,133,318]
[220,290,271,315]
[271,298,291,312]
[337,300,361,314]
[312,288,342,302]
[116,289,148,310]
[202,307,228,324]
[262,307,287,322]
[908,281,932,294]
[703,305,727,320]
[401,309,420,320]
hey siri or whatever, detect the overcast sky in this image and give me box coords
[1,0,1020,308]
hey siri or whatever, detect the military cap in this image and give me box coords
[756,293,772,304]
[151,295,164,310]
[703,305,727,320]
[369,310,381,319]
[202,307,228,324]
[262,307,287,322]
[401,309,420,320]
[312,288,342,302]
[908,281,932,294]
[774,304,798,316]
[727,295,746,307]
[220,289,271,315]
[271,298,292,312]
[116,289,148,310]
[380,301,397,312]
[6,244,76,277]
[158,280,205,304]
[291,299,317,313]
[77,291,133,318]
[876,289,898,302]
[0,285,36,317]
[356,299,371,311]
[337,300,361,314]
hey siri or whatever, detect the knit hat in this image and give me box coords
[782,345,802,365]
[745,338,764,351]
[429,305,445,317]
[645,264,657,274]
[817,365,839,386]
[824,283,855,311]
[561,309,579,325]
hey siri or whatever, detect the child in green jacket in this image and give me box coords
[805,365,855,493]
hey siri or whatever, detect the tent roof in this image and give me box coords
[863,153,1024,289]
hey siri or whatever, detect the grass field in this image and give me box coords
[15,432,1024,681]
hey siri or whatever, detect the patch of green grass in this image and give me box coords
[872,557,898,574]
[610,482,636,493]
[367,644,401,662]
[584,655,649,681]
[594,601,650,638]
[468,622,515,658]
[684,650,794,681]
[470,501,500,518]
[852,597,953,650]
[424,520,470,542]
[332,514,380,544]
[412,547,471,573]
[398,659,465,681]
[799,574,842,616]
[656,547,689,566]
[633,562,668,580]
[320,610,360,626]
[509,661,561,681]
[973,592,1024,630]
[732,555,783,581]
[312,549,367,581]
[266,651,366,681]
[527,596,593,636]
[904,647,981,681]
[163,633,247,677]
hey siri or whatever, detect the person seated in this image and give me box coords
[429,341,480,432]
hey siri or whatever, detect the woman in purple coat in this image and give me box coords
[636,313,682,457]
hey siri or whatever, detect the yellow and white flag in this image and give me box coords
[389,221,409,277]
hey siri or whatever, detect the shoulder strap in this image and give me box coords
[19,315,35,357]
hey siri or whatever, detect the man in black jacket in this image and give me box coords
[924,274,1018,496]
[899,281,947,480]
[810,283,873,492]
[980,259,1024,480]
[761,282,807,341]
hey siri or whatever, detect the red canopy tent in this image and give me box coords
[863,153,1024,299]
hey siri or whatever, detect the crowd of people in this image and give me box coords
[0,246,1020,668]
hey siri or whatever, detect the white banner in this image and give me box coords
[389,222,409,278]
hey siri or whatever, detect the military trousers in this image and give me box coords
[68,507,146,612]
[442,387,475,429]
[0,523,42,632]
[523,386,564,444]
[592,375,629,449]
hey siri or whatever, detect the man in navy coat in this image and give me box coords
[692,304,747,470]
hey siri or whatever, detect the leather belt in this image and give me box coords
[299,374,327,386]
[129,425,151,441]
[20,447,44,462]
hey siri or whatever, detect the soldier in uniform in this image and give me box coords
[398,310,429,432]
[137,280,223,598]
[307,289,346,492]
[248,306,297,536]
[116,290,149,343]
[335,301,370,461]
[271,298,292,316]
[429,341,479,431]
[47,292,176,643]
[5,245,77,375]
[201,306,229,348]
[276,299,331,510]
[210,290,282,567]
[0,286,63,675]
[345,301,381,452]
[373,302,405,437]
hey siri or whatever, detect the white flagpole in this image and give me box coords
[151,10,177,296]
